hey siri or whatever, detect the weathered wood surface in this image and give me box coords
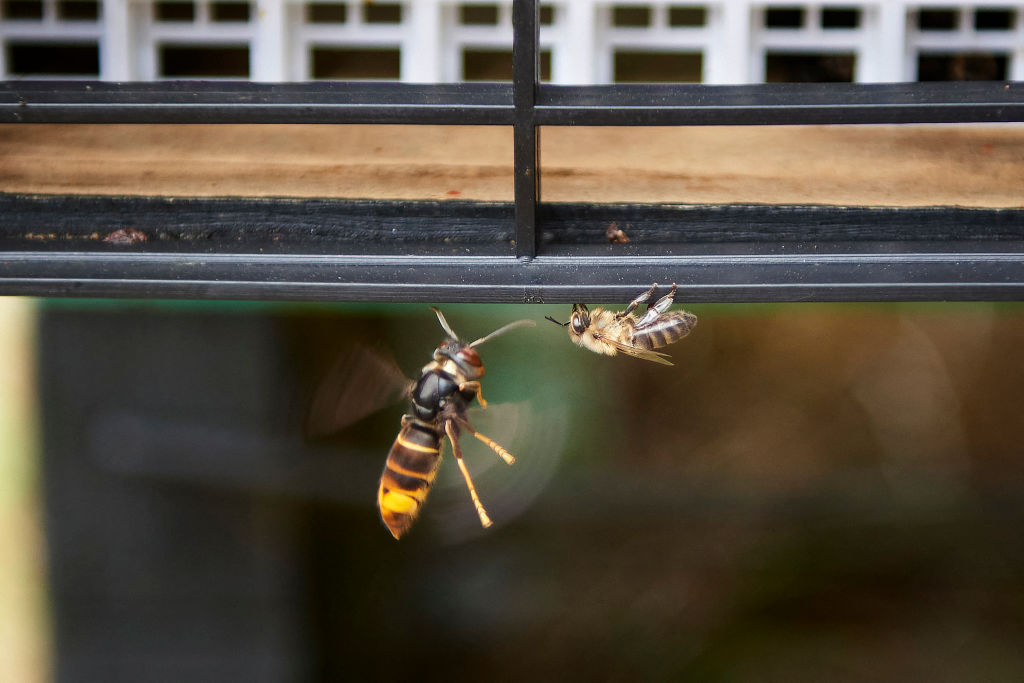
[1,123,1022,207]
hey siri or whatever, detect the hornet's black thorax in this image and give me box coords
[408,340,484,422]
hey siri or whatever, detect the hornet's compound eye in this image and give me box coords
[571,315,586,335]
[456,345,482,369]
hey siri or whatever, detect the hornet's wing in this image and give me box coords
[306,345,414,437]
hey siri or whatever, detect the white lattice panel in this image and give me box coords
[1,1,1023,83]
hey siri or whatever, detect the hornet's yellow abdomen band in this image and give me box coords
[396,435,440,454]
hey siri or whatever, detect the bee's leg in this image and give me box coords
[459,380,486,408]
[457,416,516,465]
[616,282,659,319]
[636,283,678,329]
[445,420,493,528]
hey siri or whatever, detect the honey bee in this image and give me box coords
[376,308,534,539]
[545,283,696,365]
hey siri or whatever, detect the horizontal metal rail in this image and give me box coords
[537,81,1024,126]
[2,0,1024,302]
[6,195,1024,254]
[0,81,516,125]
[2,252,1022,303]
[2,194,1023,302]
[4,80,1024,126]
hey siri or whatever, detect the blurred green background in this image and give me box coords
[3,299,1024,681]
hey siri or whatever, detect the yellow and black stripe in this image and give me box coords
[377,421,443,539]
[632,311,698,350]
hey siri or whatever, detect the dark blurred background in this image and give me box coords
[18,300,1024,681]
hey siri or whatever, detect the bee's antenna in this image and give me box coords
[544,316,569,328]
[469,319,535,348]
[430,306,459,340]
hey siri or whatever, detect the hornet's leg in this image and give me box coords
[445,420,493,528]
[636,283,678,329]
[457,416,516,465]
[458,380,486,408]
[617,283,659,319]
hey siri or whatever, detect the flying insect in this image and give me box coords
[378,309,534,538]
[545,283,696,366]
[310,308,534,539]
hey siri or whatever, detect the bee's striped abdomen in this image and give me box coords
[633,311,698,350]
[377,422,442,539]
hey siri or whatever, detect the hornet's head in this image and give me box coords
[430,308,484,378]
[430,306,534,377]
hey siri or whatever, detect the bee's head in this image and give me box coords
[569,304,590,337]
[545,304,590,339]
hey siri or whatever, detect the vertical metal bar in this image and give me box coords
[512,0,539,259]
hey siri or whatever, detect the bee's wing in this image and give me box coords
[306,345,414,437]
[598,335,675,366]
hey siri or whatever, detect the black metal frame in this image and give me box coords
[2,0,1024,302]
